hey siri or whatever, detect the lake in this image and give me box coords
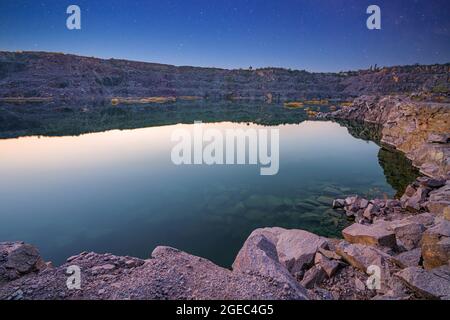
[0,120,417,267]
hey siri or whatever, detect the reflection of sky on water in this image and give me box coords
[0,121,398,266]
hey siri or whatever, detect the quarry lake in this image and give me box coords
[0,120,417,267]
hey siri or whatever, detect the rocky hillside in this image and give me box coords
[0,51,449,101]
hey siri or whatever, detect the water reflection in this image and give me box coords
[0,120,417,267]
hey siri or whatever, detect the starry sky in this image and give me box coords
[0,0,449,72]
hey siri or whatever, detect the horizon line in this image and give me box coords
[2,49,450,74]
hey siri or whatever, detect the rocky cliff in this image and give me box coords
[1,51,449,101]
[319,96,450,179]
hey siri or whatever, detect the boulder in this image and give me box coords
[427,133,449,144]
[332,199,345,209]
[300,265,327,289]
[403,187,429,211]
[395,248,422,268]
[417,176,446,189]
[421,219,450,270]
[335,241,399,293]
[276,229,328,274]
[388,220,425,250]
[400,185,417,204]
[425,183,450,216]
[444,206,450,221]
[318,247,341,261]
[360,199,369,209]
[363,203,380,220]
[314,253,339,277]
[344,196,358,206]
[335,241,394,273]
[0,242,47,283]
[343,196,369,214]
[342,223,396,248]
[404,212,436,227]
[232,228,310,299]
[395,266,450,300]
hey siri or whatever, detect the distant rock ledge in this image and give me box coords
[1,95,449,300]
[317,95,449,179]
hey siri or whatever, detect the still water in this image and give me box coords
[0,121,411,266]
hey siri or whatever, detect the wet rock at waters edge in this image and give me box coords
[332,199,345,209]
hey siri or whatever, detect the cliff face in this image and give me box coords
[321,96,450,179]
[0,51,449,101]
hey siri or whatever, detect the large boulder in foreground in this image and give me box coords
[231,228,309,299]
[342,223,396,248]
[0,242,47,283]
[421,219,450,270]
[396,266,450,300]
[234,227,328,276]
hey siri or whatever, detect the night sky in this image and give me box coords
[0,0,449,72]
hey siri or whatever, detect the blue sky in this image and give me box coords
[0,0,449,72]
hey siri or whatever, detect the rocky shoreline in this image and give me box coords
[1,95,449,300]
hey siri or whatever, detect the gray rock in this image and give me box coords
[417,176,446,189]
[276,229,328,274]
[314,253,339,277]
[335,241,394,273]
[232,228,310,299]
[0,242,47,283]
[300,265,327,289]
[318,247,342,260]
[396,266,450,300]
[342,223,396,248]
[363,203,380,220]
[421,219,450,270]
[404,187,430,211]
[395,248,422,268]
[425,183,450,216]
[332,199,345,209]
[388,220,426,250]
[427,133,449,144]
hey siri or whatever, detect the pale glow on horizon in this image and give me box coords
[0,121,356,172]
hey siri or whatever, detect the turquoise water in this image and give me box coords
[0,120,410,267]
